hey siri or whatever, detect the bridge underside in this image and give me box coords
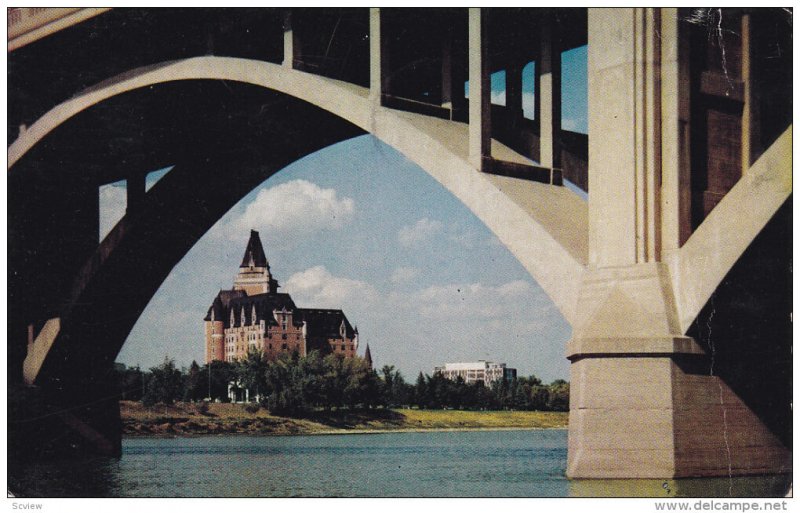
[9,81,364,458]
[7,7,792,485]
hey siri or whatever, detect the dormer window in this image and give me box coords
[241,306,246,326]
[340,320,346,338]
[252,305,257,325]
[230,309,235,327]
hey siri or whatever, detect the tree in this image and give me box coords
[204,360,236,402]
[118,365,145,401]
[379,365,411,408]
[380,365,396,406]
[183,360,204,402]
[296,350,325,408]
[236,349,268,401]
[322,353,347,409]
[142,357,183,406]
[391,371,412,407]
[342,357,380,408]
[263,353,303,415]
[547,380,570,412]
[414,372,428,409]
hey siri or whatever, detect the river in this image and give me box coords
[11,429,568,497]
[10,429,790,498]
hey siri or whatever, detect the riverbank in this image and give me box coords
[120,401,568,436]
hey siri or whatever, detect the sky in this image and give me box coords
[109,46,588,384]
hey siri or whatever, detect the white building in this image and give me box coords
[434,361,516,385]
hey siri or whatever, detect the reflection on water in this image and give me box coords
[9,430,790,498]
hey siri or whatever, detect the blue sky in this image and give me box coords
[108,47,588,383]
[465,45,588,134]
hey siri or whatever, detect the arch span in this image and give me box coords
[11,80,366,387]
[9,56,588,328]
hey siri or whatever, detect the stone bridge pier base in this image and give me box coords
[565,263,791,479]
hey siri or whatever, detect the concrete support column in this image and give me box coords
[441,26,467,120]
[587,8,661,268]
[126,173,146,215]
[505,62,523,129]
[741,14,761,171]
[282,9,299,69]
[441,27,454,109]
[660,8,692,255]
[468,7,490,170]
[538,16,561,169]
[369,8,389,105]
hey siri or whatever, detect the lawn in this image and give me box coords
[120,401,568,436]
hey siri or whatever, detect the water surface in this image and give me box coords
[11,429,789,498]
[12,429,569,497]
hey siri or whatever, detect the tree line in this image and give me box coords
[116,351,569,414]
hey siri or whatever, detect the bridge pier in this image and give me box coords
[566,263,791,478]
[573,8,792,478]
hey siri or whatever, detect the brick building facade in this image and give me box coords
[204,230,358,364]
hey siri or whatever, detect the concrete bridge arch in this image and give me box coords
[9,56,588,326]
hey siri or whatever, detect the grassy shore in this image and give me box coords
[120,401,568,437]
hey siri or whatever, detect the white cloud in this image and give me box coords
[446,226,499,249]
[397,218,443,247]
[522,91,536,120]
[561,117,583,133]
[221,180,354,245]
[390,266,420,284]
[491,90,506,106]
[284,265,377,310]
[415,280,533,320]
[99,182,127,240]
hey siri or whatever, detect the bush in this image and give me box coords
[195,401,210,415]
[243,403,260,414]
